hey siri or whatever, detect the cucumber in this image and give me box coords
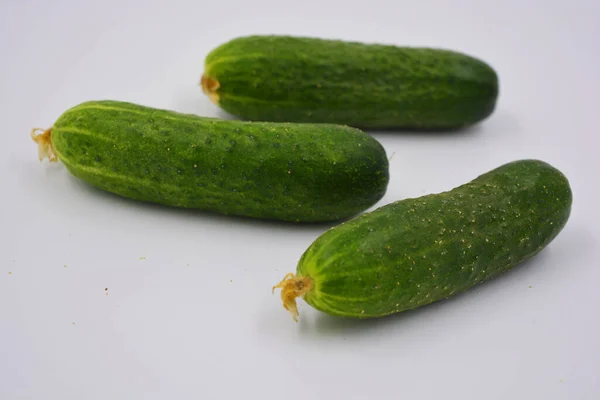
[31,100,389,222]
[273,160,572,320]
[201,35,499,130]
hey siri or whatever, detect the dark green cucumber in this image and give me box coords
[31,100,389,222]
[202,35,499,130]
[274,160,572,320]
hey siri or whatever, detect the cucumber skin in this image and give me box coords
[297,160,572,318]
[203,35,499,130]
[50,100,389,222]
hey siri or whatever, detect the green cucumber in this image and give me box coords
[31,100,389,222]
[274,160,572,320]
[201,35,499,130]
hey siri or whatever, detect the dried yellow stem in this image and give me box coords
[200,75,220,105]
[272,273,313,322]
[31,128,57,162]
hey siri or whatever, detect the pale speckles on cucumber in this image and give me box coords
[275,159,572,320]
[32,100,389,223]
[204,35,498,129]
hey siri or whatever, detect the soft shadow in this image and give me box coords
[303,248,558,338]
[365,121,484,136]
[169,90,212,117]
[364,110,518,138]
[65,173,346,232]
[164,93,516,138]
[213,109,239,121]
[169,86,240,121]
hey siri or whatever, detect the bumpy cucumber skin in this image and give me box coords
[50,100,389,222]
[203,35,499,130]
[296,160,572,317]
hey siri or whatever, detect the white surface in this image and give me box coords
[1,0,599,399]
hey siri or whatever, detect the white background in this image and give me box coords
[1,0,599,399]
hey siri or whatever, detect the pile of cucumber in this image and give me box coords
[31,35,572,322]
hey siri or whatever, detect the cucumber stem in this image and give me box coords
[200,75,220,105]
[31,128,57,162]
[272,273,313,322]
